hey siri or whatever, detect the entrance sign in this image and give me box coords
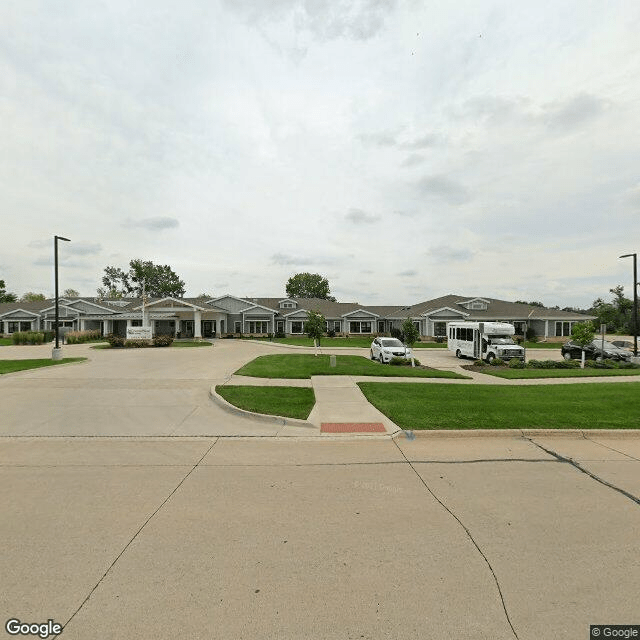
[126,327,152,340]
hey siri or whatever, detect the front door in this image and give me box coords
[202,320,216,338]
[183,320,194,338]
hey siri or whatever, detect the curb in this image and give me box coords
[209,385,317,429]
[393,428,640,439]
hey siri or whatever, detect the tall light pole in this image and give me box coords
[619,253,638,358]
[52,235,71,360]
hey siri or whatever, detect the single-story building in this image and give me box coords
[0,293,595,340]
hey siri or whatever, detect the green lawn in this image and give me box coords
[524,341,561,349]
[0,338,13,346]
[0,358,87,375]
[235,354,468,379]
[474,367,640,379]
[242,336,447,349]
[172,341,212,347]
[358,382,640,430]
[216,385,315,419]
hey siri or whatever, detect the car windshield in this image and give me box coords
[381,339,403,347]
[590,340,619,349]
[488,336,514,345]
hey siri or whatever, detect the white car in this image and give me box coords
[370,337,413,364]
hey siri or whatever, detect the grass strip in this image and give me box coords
[240,337,447,348]
[216,385,315,419]
[0,338,13,346]
[473,367,640,379]
[172,341,212,347]
[235,354,468,379]
[0,358,86,375]
[358,381,640,430]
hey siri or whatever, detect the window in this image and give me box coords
[349,321,372,334]
[245,321,268,334]
[413,321,421,333]
[433,321,446,337]
[131,319,142,327]
[291,321,305,334]
[377,321,385,333]
[555,321,573,337]
[8,322,19,333]
[281,302,295,308]
[276,320,285,333]
[332,320,341,332]
[234,321,241,333]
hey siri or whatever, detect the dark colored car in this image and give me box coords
[561,339,631,362]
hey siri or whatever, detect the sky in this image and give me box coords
[1,0,639,308]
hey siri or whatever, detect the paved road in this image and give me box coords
[1,436,638,639]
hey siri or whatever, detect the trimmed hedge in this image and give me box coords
[12,331,45,345]
[66,330,102,344]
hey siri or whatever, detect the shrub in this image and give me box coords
[508,358,525,369]
[525,327,538,342]
[152,335,173,347]
[434,336,445,343]
[390,327,403,341]
[106,334,125,348]
[274,330,286,338]
[65,330,102,344]
[327,329,336,338]
[389,356,421,366]
[12,331,45,345]
[43,330,55,342]
[489,358,506,366]
[124,339,150,348]
[527,359,580,369]
[473,359,486,366]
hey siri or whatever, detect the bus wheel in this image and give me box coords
[486,353,495,363]
[455,349,462,359]
[563,352,572,361]
[370,350,375,360]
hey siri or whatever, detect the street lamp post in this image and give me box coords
[619,253,638,358]
[52,235,71,360]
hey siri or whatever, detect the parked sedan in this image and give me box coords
[561,339,632,362]
[371,337,413,363]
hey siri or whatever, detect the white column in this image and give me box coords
[545,320,549,338]
[175,320,180,337]
[194,310,202,338]
[2,320,7,336]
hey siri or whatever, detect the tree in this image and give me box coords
[21,292,46,302]
[63,288,79,297]
[515,300,545,308]
[571,321,596,369]
[285,273,335,300]
[590,285,633,333]
[0,279,17,303]
[401,317,420,367]
[97,259,186,298]
[305,310,326,354]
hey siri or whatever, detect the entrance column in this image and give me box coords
[194,310,202,338]
[175,319,180,338]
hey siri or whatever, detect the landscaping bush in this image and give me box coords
[65,330,102,344]
[12,331,45,345]
[152,335,174,347]
[526,328,538,342]
[434,336,445,343]
[473,359,486,366]
[390,327,403,341]
[527,359,580,369]
[489,358,506,366]
[508,358,525,368]
[274,330,286,338]
[124,339,150,348]
[43,331,55,342]
[389,356,421,366]
[105,334,125,348]
[327,329,336,338]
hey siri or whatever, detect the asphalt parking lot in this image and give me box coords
[1,341,638,639]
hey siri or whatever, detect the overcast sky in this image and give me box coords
[1,1,639,308]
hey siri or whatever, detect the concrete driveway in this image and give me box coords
[0,341,320,436]
[1,436,638,639]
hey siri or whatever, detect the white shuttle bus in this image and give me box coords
[447,321,525,362]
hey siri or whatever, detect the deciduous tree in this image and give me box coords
[0,279,17,303]
[571,321,596,369]
[401,317,420,367]
[285,273,335,300]
[305,310,326,354]
[97,260,186,298]
[20,292,46,302]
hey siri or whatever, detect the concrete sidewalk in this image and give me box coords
[1,436,638,639]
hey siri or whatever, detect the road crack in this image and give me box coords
[393,439,519,639]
